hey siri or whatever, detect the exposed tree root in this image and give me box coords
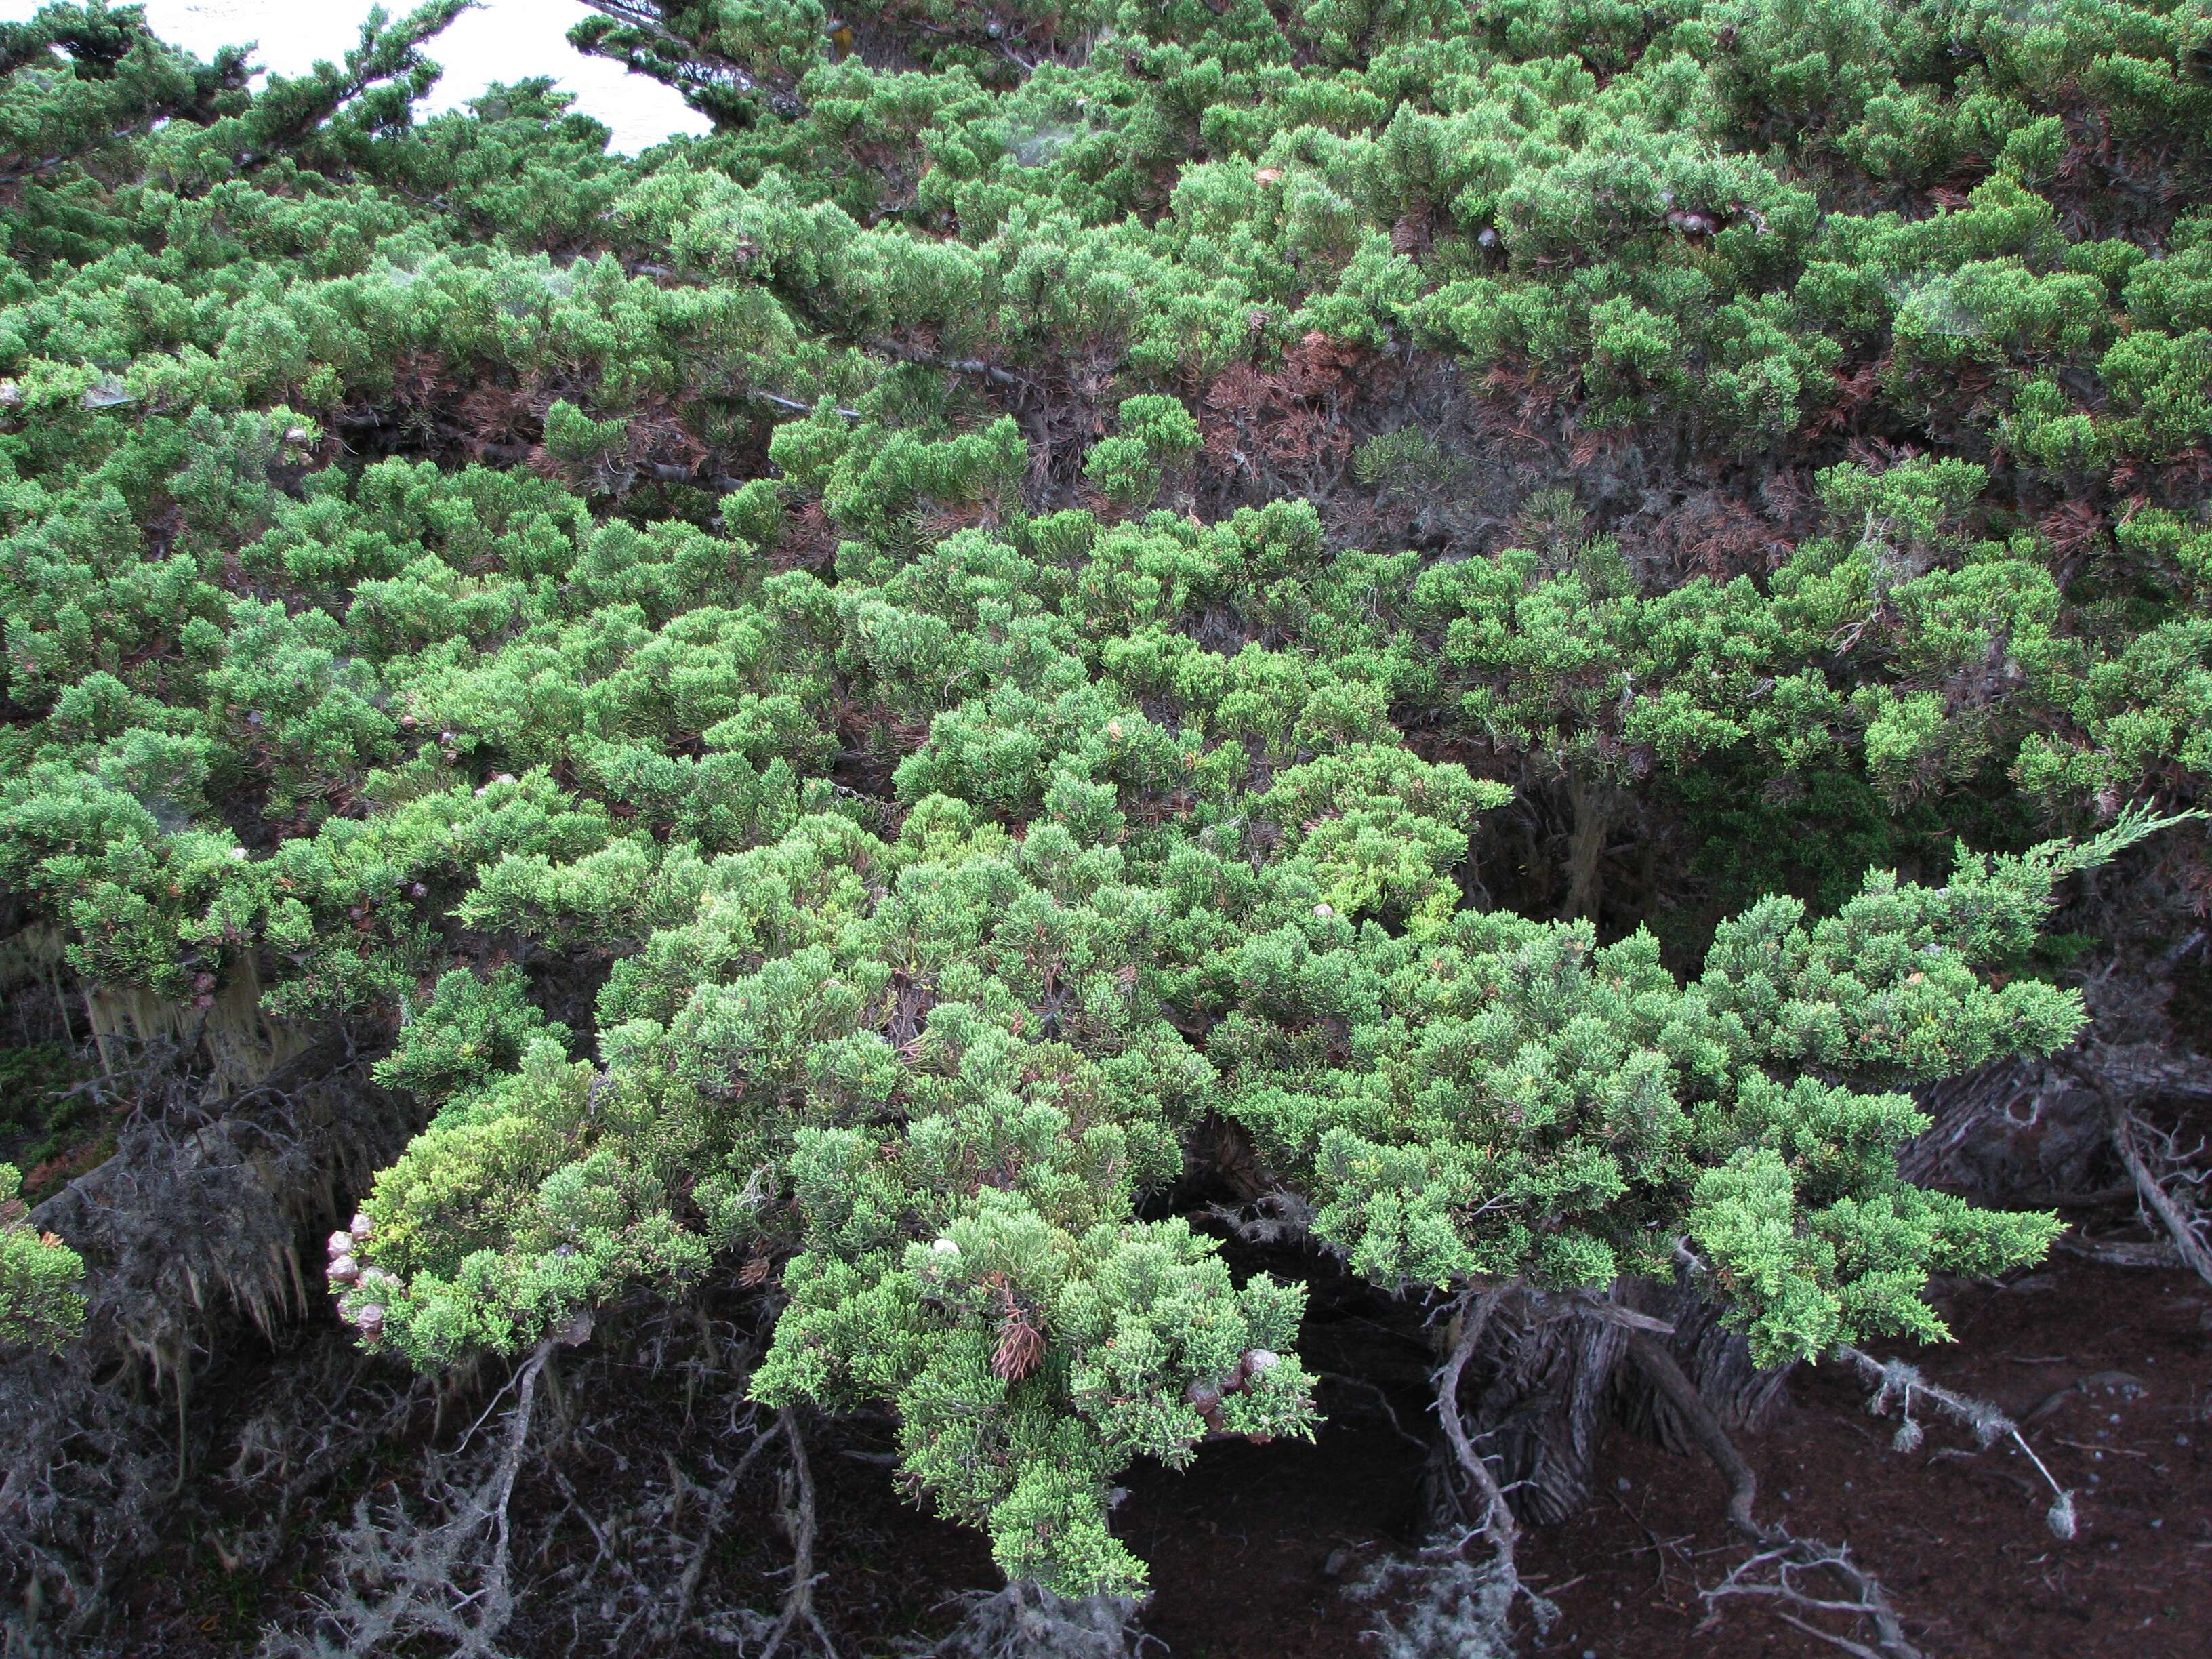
[1351,1283,1561,1659]
[759,1408,838,1659]
[250,1298,843,1659]
[901,1582,1156,1659]
[1622,1330,1764,1544]
[1699,1539,1919,1659]
[1623,1329,1924,1659]
[262,1334,565,1659]
[1435,1286,1529,1568]
[2102,1094,2212,1286]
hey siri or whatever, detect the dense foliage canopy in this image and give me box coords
[3,0,2207,1600]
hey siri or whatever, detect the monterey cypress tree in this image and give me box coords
[3,1,2209,1652]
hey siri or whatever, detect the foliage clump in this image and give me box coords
[0,1163,83,1351]
[3,0,2209,1613]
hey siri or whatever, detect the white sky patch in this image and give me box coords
[0,0,713,153]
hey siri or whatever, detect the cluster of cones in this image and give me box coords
[325,1212,396,1345]
[1184,1347,1282,1440]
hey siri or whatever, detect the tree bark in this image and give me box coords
[1614,1277,1791,1455]
[1433,1279,1785,1528]
[1561,764,1617,923]
[1464,1288,1624,1524]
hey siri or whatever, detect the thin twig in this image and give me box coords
[1315,1372,1429,1451]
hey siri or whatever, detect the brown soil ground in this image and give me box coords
[1119,1253,2212,1659]
[110,1250,2210,1657]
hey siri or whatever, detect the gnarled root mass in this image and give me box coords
[901,1582,1155,1659]
[257,1305,848,1659]
[1,1038,419,1648]
[264,1334,569,1659]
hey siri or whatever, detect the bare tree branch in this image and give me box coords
[2107,1101,2212,1285]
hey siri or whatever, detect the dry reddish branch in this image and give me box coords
[993,1311,1046,1382]
[1196,331,1371,492]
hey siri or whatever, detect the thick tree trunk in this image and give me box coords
[1433,1280,1786,1528]
[1902,966,2212,1200]
[1461,1288,1624,1525]
[1614,1278,1791,1454]
[1561,765,1617,924]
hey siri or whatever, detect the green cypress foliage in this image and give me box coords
[0,1162,84,1350]
[4,0,2209,1598]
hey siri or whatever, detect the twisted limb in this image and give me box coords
[1427,1284,1559,1636]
